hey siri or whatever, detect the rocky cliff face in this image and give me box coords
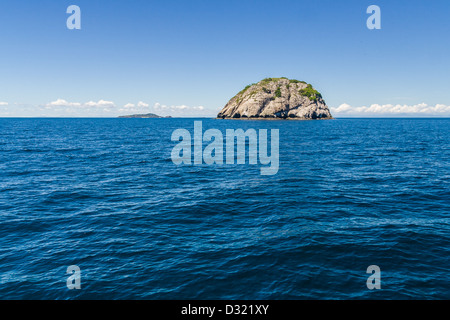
[217,78,333,119]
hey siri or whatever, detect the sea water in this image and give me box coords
[0,118,448,299]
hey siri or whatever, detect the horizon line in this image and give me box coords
[0,116,450,119]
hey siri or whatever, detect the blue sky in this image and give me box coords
[0,0,449,117]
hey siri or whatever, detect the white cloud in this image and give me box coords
[137,101,149,108]
[331,103,450,117]
[0,99,214,117]
[46,99,115,108]
[118,101,151,113]
[84,99,115,108]
[37,99,117,116]
[47,99,81,107]
[152,103,206,116]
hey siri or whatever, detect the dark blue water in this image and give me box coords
[0,118,449,299]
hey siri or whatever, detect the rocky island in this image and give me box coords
[118,113,171,118]
[217,77,333,119]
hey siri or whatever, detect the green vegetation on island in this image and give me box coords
[298,84,322,102]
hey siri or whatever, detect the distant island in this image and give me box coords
[118,113,172,118]
[217,77,333,119]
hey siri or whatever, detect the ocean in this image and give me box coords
[0,118,449,299]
